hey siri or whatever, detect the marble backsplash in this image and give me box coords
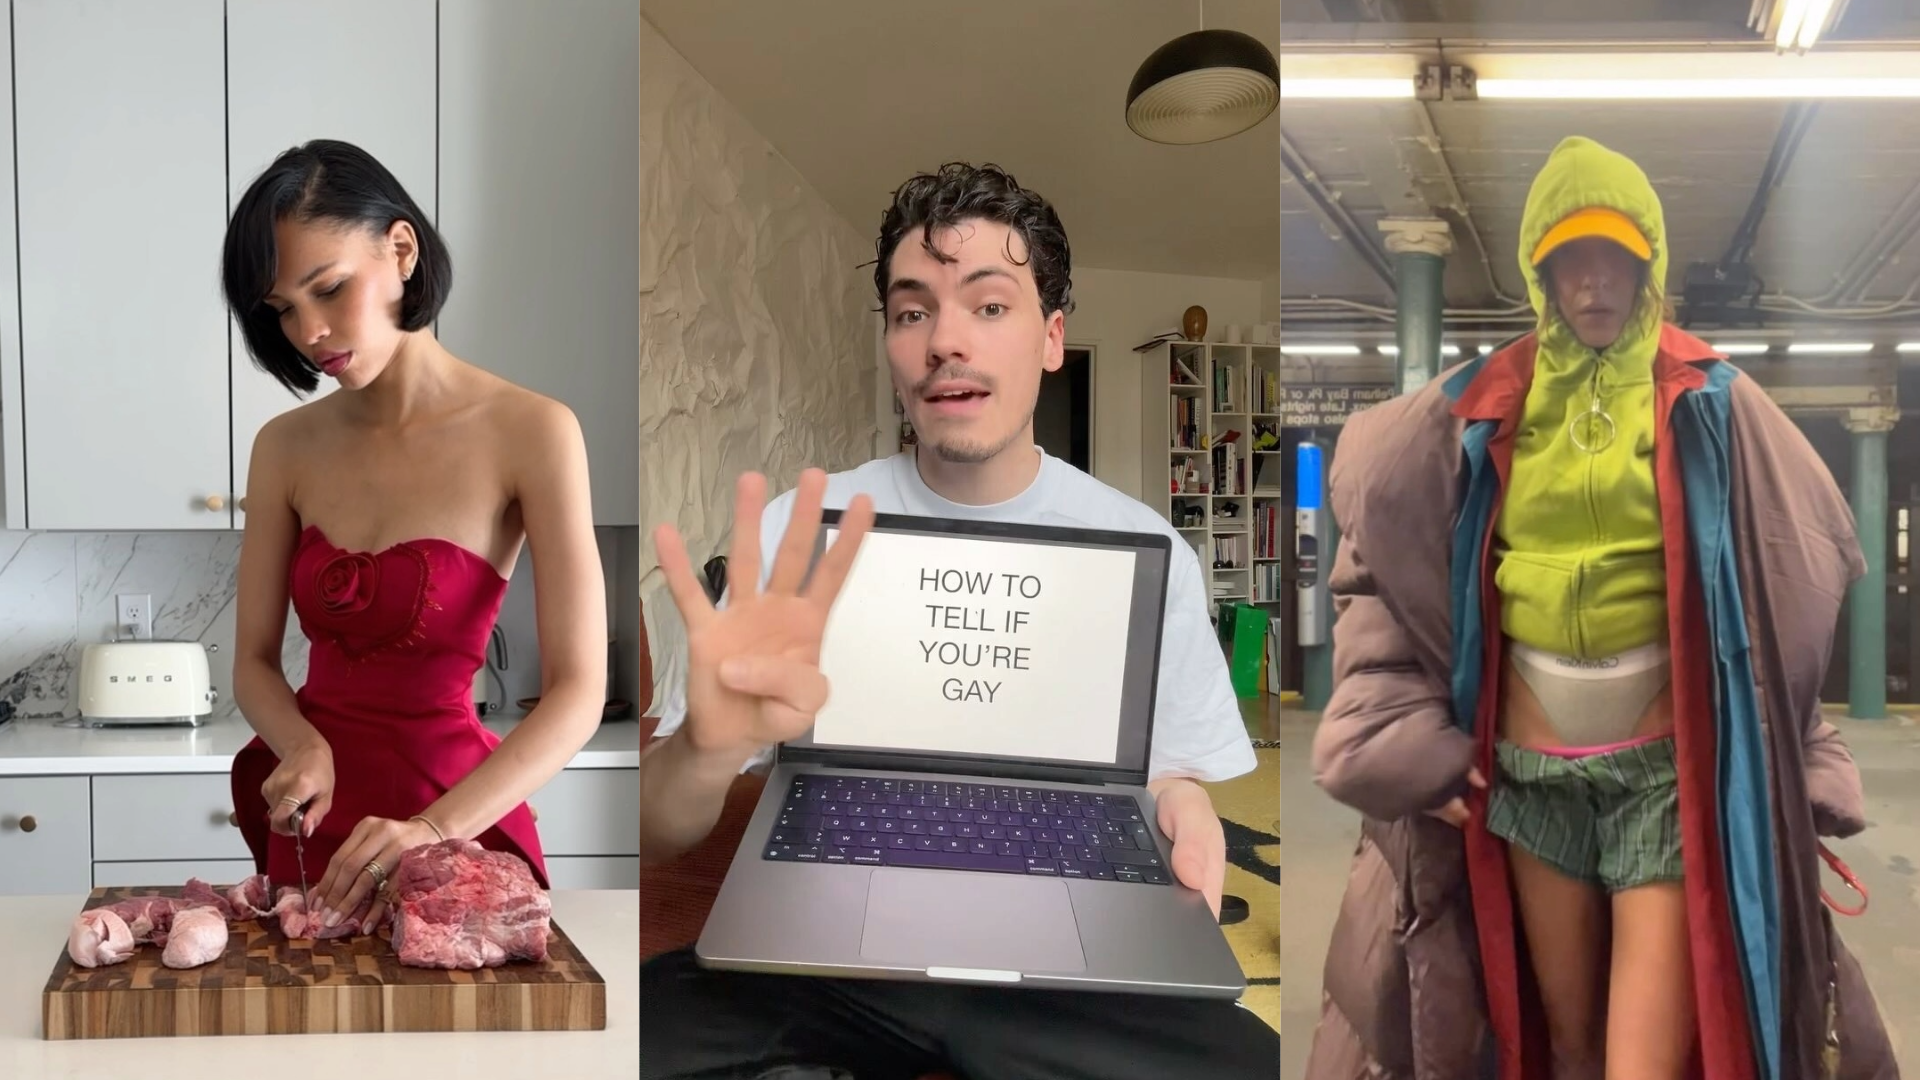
[0,526,639,721]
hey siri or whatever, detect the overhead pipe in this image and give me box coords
[1409,101,1529,309]
[1280,129,1400,291]
[1720,101,1820,270]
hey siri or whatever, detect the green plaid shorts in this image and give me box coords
[1483,736,1684,893]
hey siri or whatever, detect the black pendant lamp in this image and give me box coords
[1126,7,1278,146]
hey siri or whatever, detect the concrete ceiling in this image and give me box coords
[641,0,1280,282]
[1277,1,1920,331]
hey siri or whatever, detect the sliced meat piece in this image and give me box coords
[102,896,189,946]
[224,874,272,919]
[388,838,551,969]
[161,906,229,969]
[181,877,236,919]
[67,908,136,968]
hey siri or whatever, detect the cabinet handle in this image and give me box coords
[227,811,240,828]
[204,494,226,511]
[237,497,249,513]
[19,815,36,833]
[529,805,539,822]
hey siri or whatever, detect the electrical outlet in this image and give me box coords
[115,594,152,641]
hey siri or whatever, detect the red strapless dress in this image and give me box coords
[230,525,547,891]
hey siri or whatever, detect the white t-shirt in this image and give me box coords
[652,448,1258,783]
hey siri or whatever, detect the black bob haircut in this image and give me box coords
[221,139,451,397]
[872,162,1074,320]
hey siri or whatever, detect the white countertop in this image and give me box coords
[0,714,643,776]
[0,889,637,1078]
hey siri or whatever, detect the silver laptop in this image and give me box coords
[694,510,1247,999]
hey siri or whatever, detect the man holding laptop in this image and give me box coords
[642,163,1277,1079]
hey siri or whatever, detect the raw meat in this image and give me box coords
[103,896,189,946]
[387,838,550,969]
[269,885,383,940]
[67,908,135,968]
[161,906,229,969]
[183,877,237,919]
[224,874,273,920]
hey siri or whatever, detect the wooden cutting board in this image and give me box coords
[42,885,606,1040]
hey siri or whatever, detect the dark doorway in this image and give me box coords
[1035,346,1092,472]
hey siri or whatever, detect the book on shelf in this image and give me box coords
[1209,429,1245,496]
[1170,353,1201,386]
[1211,532,1249,571]
[1252,503,1281,560]
[1251,368,1278,414]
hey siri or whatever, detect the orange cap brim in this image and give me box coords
[1531,207,1652,266]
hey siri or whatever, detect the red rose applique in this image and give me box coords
[315,551,380,617]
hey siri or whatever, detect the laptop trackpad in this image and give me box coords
[859,868,1087,974]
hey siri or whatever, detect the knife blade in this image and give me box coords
[289,800,313,902]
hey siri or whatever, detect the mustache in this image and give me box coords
[909,364,995,397]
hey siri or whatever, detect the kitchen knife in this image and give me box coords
[289,800,313,902]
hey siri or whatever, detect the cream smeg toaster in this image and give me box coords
[77,641,216,726]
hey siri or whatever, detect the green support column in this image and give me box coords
[1381,218,1456,395]
[1302,434,1339,711]
[1301,222,1452,713]
[1845,407,1896,720]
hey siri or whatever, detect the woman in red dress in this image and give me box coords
[220,140,607,930]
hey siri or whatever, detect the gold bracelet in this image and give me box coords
[410,814,447,842]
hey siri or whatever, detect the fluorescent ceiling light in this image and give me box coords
[1787,342,1874,354]
[1281,78,1414,99]
[1280,344,1361,356]
[1478,345,1494,355]
[1374,344,1461,356]
[1276,48,1920,102]
[1765,0,1842,51]
[1474,77,1920,100]
[1711,342,1772,354]
[1277,53,1422,100]
[1898,343,1920,353]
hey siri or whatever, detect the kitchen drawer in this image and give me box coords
[0,776,94,896]
[93,859,257,889]
[527,767,638,857]
[92,773,252,863]
[544,855,638,890]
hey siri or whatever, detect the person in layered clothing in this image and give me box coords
[1303,135,1897,1080]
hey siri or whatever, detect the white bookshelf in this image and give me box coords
[1139,340,1286,615]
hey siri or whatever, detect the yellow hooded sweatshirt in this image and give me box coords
[1494,136,1669,661]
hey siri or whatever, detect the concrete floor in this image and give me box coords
[1279,709,1920,1078]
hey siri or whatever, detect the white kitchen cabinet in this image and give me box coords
[225,0,438,517]
[0,763,638,896]
[438,0,640,526]
[92,860,258,889]
[0,776,92,897]
[91,773,252,864]
[528,767,641,857]
[12,0,230,531]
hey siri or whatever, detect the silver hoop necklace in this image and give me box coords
[1568,358,1616,454]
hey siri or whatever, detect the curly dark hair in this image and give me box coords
[873,162,1074,319]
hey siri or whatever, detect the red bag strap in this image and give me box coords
[1819,842,1868,917]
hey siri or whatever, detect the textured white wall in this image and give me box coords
[1069,268,1266,501]
[638,20,876,714]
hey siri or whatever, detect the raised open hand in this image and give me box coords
[654,469,875,762]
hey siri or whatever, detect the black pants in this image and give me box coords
[639,948,1280,1080]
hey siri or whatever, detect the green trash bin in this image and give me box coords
[1217,601,1267,699]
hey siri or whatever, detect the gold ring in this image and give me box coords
[277,796,303,806]
[363,859,387,883]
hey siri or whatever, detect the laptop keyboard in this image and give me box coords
[760,774,1171,885]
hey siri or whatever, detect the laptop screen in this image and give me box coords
[788,512,1169,776]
